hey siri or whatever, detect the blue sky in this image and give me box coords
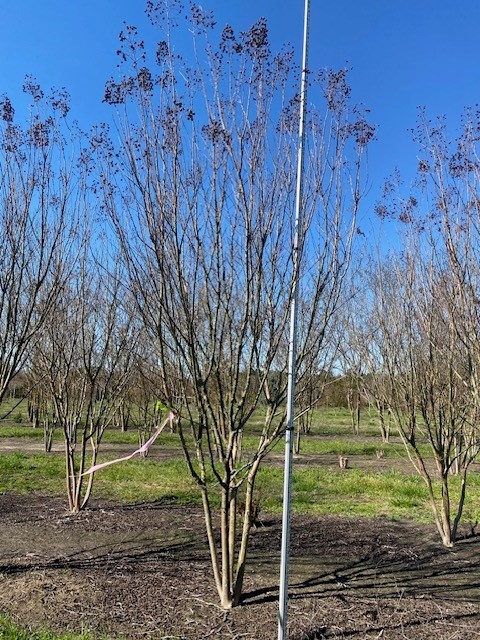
[1,1,479,217]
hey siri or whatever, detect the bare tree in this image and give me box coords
[372,251,480,546]
[0,81,83,404]
[129,350,170,448]
[293,369,332,455]
[370,108,480,545]
[97,2,373,608]
[23,371,58,452]
[34,239,138,512]
[338,282,393,444]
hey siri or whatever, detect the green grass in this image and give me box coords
[95,457,200,504]
[0,425,184,448]
[0,426,51,439]
[0,615,118,640]
[256,465,480,524]
[0,451,201,505]
[0,452,65,494]
[0,402,404,455]
[0,421,413,460]
[101,429,183,448]
[293,436,433,459]
[0,399,478,526]
[292,437,403,457]
[2,443,480,525]
[256,466,428,519]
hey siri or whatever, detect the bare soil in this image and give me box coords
[0,493,479,639]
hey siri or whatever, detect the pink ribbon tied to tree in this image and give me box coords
[82,411,175,476]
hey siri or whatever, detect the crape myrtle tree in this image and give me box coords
[127,345,171,445]
[293,323,340,455]
[96,1,374,608]
[113,330,180,435]
[34,236,139,512]
[337,278,394,444]
[293,367,334,455]
[372,251,480,547]
[0,80,83,404]
[23,364,58,451]
[370,109,480,546]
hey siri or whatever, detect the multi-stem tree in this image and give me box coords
[370,108,480,546]
[35,240,138,512]
[372,252,480,546]
[0,80,83,403]
[97,1,373,608]
[337,281,394,443]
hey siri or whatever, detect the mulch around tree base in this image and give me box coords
[0,493,479,639]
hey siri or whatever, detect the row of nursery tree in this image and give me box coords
[1,0,480,608]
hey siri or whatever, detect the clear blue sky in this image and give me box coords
[1,1,479,209]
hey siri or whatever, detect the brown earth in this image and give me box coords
[0,493,479,639]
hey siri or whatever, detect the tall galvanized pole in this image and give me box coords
[278,0,311,638]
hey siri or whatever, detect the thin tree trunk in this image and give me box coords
[220,489,233,609]
[452,469,468,542]
[200,488,224,606]
[233,459,261,606]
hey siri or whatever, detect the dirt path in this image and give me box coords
[0,436,422,475]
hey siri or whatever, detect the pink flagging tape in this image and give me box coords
[82,411,174,476]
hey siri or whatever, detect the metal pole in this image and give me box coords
[278,0,311,638]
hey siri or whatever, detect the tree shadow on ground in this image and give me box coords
[0,536,206,575]
[297,610,480,640]
[242,534,480,608]
[1,495,480,639]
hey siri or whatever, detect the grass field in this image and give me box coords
[1,400,480,639]
[1,400,479,525]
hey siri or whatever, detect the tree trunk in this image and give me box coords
[452,469,468,542]
[377,401,390,443]
[294,427,301,455]
[44,419,54,453]
[232,461,261,606]
[200,488,225,606]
